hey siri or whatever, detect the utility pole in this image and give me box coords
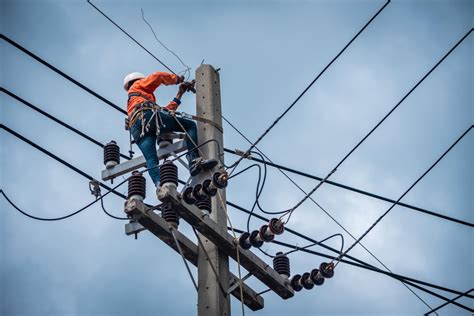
[195,64,230,316]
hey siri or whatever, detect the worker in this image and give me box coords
[123,71,217,187]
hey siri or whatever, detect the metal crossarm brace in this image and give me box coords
[124,199,265,311]
[158,190,295,299]
[101,140,187,181]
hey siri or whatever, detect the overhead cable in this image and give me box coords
[1,87,131,160]
[224,147,472,227]
[86,0,176,74]
[283,28,473,221]
[337,125,473,261]
[227,0,391,173]
[0,33,127,115]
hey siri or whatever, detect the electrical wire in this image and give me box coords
[227,204,474,299]
[223,115,437,310]
[1,87,132,160]
[86,0,176,74]
[226,0,391,174]
[282,28,473,223]
[1,175,128,221]
[140,8,191,79]
[283,233,344,257]
[223,147,472,227]
[0,34,127,115]
[256,230,473,313]
[336,125,473,263]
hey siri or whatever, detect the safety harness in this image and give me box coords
[127,92,223,134]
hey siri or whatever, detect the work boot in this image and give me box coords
[189,158,218,177]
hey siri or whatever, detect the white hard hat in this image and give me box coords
[123,72,145,91]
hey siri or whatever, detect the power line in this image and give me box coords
[1,180,127,221]
[0,33,127,115]
[86,0,176,74]
[230,226,473,312]
[337,125,473,261]
[226,201,474,300]
[227,0,391,173]
[0,124,126,200]
[224,148,472,227]
[283,28,473,220]
[223,118,435,311]
[424,289,474,315]
[1,87,132,160]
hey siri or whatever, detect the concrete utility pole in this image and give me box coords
[195,64,230,316]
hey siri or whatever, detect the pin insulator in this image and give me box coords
[319,262,335,279]
[269,218,285,235]
[259,224,275,242]
[195,196,212,213]
[161,202,179,227]
[159,161,178,186]
[290,274,303,292]
[249,230,264,248]
[212,172,228,189]
[183,186,196,205]
[202,179,217,197]
[301,272,314,290]
[128,171,146,200]
[192,184,208,201]
[273,252,290,278]
[310,268,325,286]
[104,140,120,169]
[238,232,252,250]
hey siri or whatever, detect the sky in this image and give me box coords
[1,0,472,315]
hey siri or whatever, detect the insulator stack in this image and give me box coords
[273,252,290,278]
[161,202,179,228]
[290,261,334,292]
[104,140,120,169]
[195,196,212,213]
[159,161,178,187]
[236,218,285,251]
[128,171,146,201]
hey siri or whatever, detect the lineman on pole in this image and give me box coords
[123,71,217,187]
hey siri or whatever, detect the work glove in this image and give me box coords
[176,75,185,84]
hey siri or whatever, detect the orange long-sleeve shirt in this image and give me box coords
[127,71,180,116]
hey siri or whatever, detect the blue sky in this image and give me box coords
[1,0,472,315]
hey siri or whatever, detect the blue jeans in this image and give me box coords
[131,109,199,186]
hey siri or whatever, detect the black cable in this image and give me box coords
[1,175,128,221]
[0,124,127,200]
[100,195,128,220]
[424,289,474,315]
[284,28,473,220]
[86,0,176,74]
[227,201,474,299]
[262,234,473,312]
[223,116,437,311]
[1,87,132,160]
[338,125,473,261]
[283,233,344,257]
[0,34,127,115]
[223,147,473,227]
[227,0,391,173]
